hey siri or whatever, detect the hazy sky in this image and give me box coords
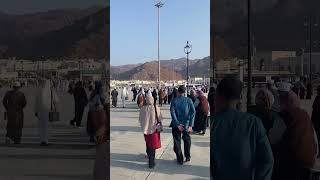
[111,0,210,66]
[0,0,107,14]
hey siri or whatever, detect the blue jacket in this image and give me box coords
[170,95,196,131]
[211,108,273,180]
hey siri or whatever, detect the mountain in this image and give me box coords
[113,62,183,81]
[111,64,142,75]
[0,6,107,59]
[110,57,209,81]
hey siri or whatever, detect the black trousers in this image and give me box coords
[159,98,163,107]
[199,114,208,133]
[73,105,85,126]
[146,146,155,165]
[6,113,23,143]
[172,127,191,160]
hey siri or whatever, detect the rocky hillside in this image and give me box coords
[0,6,107,59]
[110,57,209,81]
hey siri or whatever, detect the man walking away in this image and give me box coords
[168,89,173,104]
[132,87,137,102]
[194,89,209,135]
[2,81,27,144]
[159,89,164,107]
[70,81,88,127]
[152,89,158,106]
[306,82,313,100]
[211,78,273,180]
[170,85,196,165]
[111,88,118,107]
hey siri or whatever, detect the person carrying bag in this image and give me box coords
[139,95,163,169]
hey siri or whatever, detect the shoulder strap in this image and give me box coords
[51,83,53,111]
[154,104,159,123]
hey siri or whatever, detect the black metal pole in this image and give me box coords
[309,16,312,81]
[187,52,189,94]
[247,0,252,109]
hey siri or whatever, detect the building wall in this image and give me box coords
[255,52,320,76]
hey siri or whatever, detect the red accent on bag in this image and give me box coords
[144,131,161,150]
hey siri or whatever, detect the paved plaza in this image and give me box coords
[0,85,316,180]
[0,86,97,180]
[110,100,210,180]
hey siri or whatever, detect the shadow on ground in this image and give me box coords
[111,153,209,179]
[0,153,95,160]
[24,174,92,180]
[0,143,95,150]
[192,141,210,148]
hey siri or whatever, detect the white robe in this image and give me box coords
[34,80,59,143]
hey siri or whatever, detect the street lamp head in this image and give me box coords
[184,41,192,54]
[155,1,164,8]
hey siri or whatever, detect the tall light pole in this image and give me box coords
[304,16,318,82]
[184,41,192,94]
[155,0,164,90]
[21,60,23,80]
[247,0,253,109]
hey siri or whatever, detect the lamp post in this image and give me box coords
[304,16,319,82]
[155,0,164,90]
[247,0,253,109]
[20,60,23,80]
[79,60,83,81]
[184,41,192,94]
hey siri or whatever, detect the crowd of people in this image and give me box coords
[211,77,320,180]
[112,85,210,168]
[2,79,108,144]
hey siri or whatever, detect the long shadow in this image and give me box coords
[111,153,210,178]
[112,107,140,111]
[110,126,172,134]
[0,154,96,160]
[0,143,95,150]
[23,174,92,180]
[192,141,210,148]
[111,126,142,133]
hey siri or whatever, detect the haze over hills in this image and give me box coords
[0,6,107,59]
[111,57,209,81]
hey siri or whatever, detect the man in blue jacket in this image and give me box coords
[170,85,196,165]
[211,78,274,180]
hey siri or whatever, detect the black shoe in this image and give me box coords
[149,161,155,169]
[70,120,76,126]
[149,158,155,169]
[76,125,84,129]
[40,142,49,146]
[177,153,184,165]
[185,157,191,162]
[89,137,95,143]
[14,140,21,144]
[177,159,184,165]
